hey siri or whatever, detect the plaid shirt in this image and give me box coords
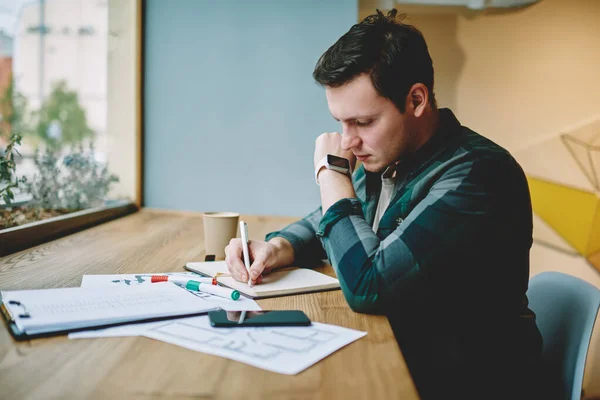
[266,109,541,371]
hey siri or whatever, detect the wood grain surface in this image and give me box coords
[0,209,419,399]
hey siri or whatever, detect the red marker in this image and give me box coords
[151,275,214,284]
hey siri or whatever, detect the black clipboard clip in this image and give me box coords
[1,299,32,340]
[1,299,31,322]
[6,300,31,318]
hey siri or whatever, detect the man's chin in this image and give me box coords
[361,160,384,173]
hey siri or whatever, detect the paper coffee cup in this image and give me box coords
[202,212,240,260]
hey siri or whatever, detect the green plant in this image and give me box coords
[26,147,61,209]
[0,75,31,206]
[26,144,119,210]
[34,80,94,149]
[0,76,30,137]
[0,134,27,205]
[61,143,119,209]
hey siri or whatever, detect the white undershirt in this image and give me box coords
[372,164,400,233]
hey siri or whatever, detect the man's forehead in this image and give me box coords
[325,74,377,97]
[326,77,385,121]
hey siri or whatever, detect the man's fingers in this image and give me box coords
[225,239,249,282]
[249,254,268,285]
[226,311,241,321]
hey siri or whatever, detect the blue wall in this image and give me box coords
[144,0,357,216]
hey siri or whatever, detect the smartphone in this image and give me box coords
[208,310,311,327]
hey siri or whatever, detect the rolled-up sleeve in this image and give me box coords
[316,197,392,314]
[265,207,327,267]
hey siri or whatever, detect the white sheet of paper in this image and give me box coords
[69,273,262,340]
[81,273,262,312]
[81,272,197,287]
[68,320,171,339]
[142,316,367,375]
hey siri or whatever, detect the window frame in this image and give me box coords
[0,0,144,257]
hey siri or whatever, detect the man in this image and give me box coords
[225,9,542,399]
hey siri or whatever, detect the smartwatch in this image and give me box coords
[315,154,352,185]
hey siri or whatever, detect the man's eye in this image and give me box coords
[355,120,372,127]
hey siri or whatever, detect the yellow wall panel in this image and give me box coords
[586,201,600,256]
[527,177,597,254]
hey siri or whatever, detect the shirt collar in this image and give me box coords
[381,162,399,181]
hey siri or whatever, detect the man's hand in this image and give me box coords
[314,132,357,172]
[314,132,358,213]
[224,237,294,285]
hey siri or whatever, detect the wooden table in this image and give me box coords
[0,209,419,399]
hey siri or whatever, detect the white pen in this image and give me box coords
[239,220,253,287]
[238,310,247,325]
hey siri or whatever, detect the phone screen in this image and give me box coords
[208,310,311,327]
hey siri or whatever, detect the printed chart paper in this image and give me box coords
[142,315,366,375]
[69,273,261,339]
[81,273,262,311]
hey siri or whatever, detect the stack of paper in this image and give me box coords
[66,272,366,375]
[1,283,215,339]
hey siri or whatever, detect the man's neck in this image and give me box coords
[412,107,440,153]
[371,107,441,175]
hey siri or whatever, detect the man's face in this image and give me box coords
[325,73,416,173]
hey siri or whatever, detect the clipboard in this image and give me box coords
[0,284,217,341]
[0,301,208,341]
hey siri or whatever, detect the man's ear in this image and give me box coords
[408,83,428,117]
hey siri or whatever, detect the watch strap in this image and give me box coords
[314,155,352,186]
[314,156,328,185]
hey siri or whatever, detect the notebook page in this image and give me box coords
[218,268,340,297]
[186,262,340,297]
[186,261,229,277]
[1,283,215,335]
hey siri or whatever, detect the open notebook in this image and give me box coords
[185,261,340,299]
[0,283,216,340]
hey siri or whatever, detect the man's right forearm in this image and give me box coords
[268,237,295,267]
[264,207,328,267]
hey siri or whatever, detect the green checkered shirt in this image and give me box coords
[266,109,541,380]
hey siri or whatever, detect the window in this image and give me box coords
[0,0,141,255]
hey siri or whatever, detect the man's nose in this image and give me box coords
[341,130,360,150]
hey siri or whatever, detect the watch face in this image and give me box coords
[327,154,350,169]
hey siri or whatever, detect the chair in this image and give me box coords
[527,271,600,400]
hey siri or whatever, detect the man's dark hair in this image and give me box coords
[313,9,436,113]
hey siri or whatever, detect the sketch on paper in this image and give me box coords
[143,316,366,375]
